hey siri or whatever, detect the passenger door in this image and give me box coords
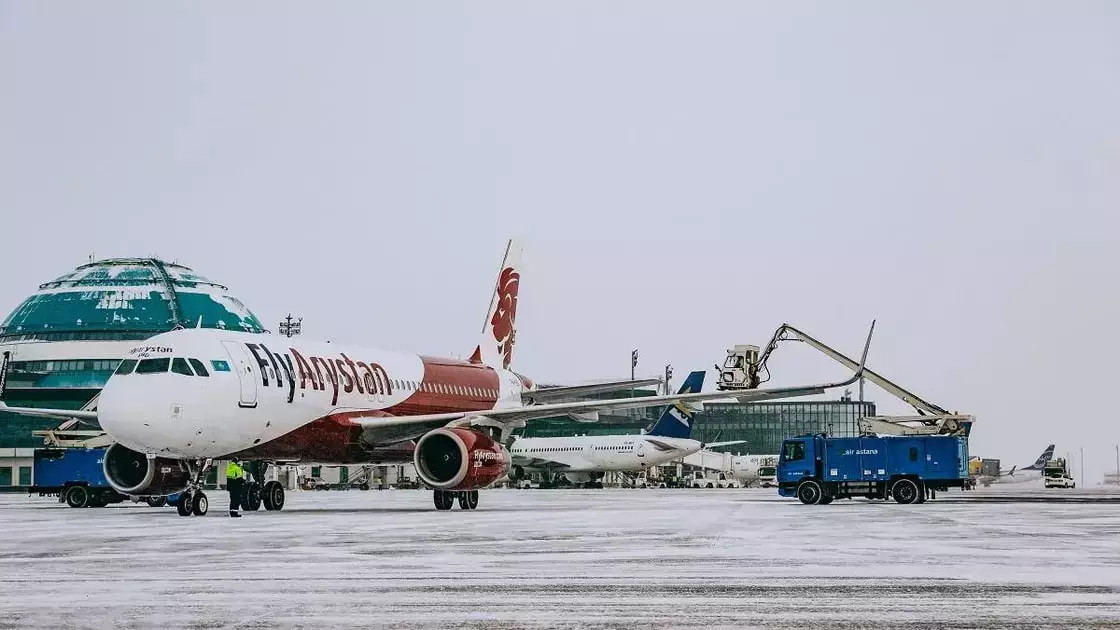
[221,341,258,408]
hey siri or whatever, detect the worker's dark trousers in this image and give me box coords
[227,478,244,514]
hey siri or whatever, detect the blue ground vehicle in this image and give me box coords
[30,447,180,508]
[777,434,969,505]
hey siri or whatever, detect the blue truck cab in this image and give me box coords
[777,433,969,505]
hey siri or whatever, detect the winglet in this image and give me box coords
[855,319,875,379]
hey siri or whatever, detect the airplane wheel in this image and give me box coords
[433,490,453,511]
[468,490,479,510]
[262,481,285,511]
[243,482,262,511]
[177,493,193,517]
[146,496,168,508]
[191,491,209,516]
[65,486,90,509]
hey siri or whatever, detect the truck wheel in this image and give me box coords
[65,486,90,509]
[88,492,109,508]
[796,480,823,505]
[892,479,920,504]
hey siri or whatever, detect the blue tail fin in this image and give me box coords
[646,371,705,439]
[1025,444,1055,470]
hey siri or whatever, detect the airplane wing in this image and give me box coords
[704,440,747,449]
[524,378,663,404]
[0,402,99,422]
[351,320,874,432]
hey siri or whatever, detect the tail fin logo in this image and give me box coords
[490,266,520,369]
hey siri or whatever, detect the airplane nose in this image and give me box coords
[97,376,156,453]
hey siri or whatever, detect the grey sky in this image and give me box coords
[1,3,1118,479]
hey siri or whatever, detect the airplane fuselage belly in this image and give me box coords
[98,329,524,462]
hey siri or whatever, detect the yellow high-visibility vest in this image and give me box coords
[226,461,245,480]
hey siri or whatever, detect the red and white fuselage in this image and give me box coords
[98,328,533,463]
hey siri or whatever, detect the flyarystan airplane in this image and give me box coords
[2,240,872,516]
[507,371,746,486]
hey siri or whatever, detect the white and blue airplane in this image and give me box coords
[508,371,745,485]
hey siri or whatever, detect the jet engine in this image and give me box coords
[102,442,191,496]
[413,427,510,490]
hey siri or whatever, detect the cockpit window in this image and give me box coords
[171,358,194,376]
[189,359,210,377]
[210,360,231,372]
[135,358,171,374]
[115,359,138,375]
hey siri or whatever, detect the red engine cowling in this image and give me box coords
[413,427,510,490]
[103,442,191,496]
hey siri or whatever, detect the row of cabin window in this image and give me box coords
[517,445,631,453]
[115,357,227,378]
[13,359,122,372]
[418,381,497,399]
[115,357,500,400]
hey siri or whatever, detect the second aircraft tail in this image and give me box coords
[646,371,706,439]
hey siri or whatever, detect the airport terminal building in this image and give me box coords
[0,258,266,487]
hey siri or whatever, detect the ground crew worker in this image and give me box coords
[226,457,245,517]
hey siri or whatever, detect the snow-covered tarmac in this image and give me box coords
[1,487,1119,629]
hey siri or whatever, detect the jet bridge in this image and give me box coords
[716,323,973,437]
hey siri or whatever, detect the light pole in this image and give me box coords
[631,349,638,381]
[279,314,303,338]
[664,364,673,395]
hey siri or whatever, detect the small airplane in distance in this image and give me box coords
[1,239,873,516]
[975,444,1055,486]
[507,371,745,486]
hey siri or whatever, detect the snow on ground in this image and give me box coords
[1,487,1119,629]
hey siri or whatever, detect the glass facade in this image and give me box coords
[689,400,876,454]
[519,399,876,455]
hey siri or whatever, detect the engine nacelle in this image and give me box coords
[103,442,191,496]
[413,427,510,490]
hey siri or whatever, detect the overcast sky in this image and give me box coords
[1,2,1117,479]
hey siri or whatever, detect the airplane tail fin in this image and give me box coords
[469,239,524,370]
[646,371,706,439]
[1025,444,1055,470]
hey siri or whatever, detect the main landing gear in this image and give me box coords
[240,480,286,512]
[433,489,479,511]
[241,461,286,512]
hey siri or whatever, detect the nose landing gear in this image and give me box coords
[176,459,213,517]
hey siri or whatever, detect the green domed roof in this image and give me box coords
[0,258,264,340]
